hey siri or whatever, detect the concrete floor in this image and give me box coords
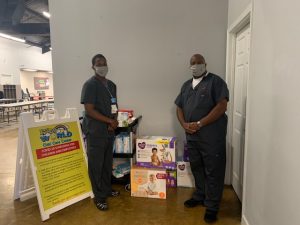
[0,122,241,225]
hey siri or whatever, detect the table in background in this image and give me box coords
[0,98,17,104]
[0,99,55,124]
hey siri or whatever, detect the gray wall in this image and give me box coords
[228,0,251,26]
[228,0,300,224]
[49,0,228,156]
[0,37,52,85]
[244,1,300,224]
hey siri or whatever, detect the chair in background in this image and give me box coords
[21,89,28,100]
[0,107,4,123]
[26,88,34,101]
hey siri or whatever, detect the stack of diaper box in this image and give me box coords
[136,136,177,188]
[131,136,177,199]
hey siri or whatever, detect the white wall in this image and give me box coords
[49,0,228,152]
[228,0,251,26]
[20,71,54,97]
[230,0,300,225]
[0,37,52,85]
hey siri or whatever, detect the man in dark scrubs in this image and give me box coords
[175,54,229,223]
[81,54,119,211]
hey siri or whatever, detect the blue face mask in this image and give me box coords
[94,66,108,77]
[190,64,206,78]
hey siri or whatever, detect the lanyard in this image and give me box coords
[103,81,117,104]
[105,85,113,98]
[94,75,114,98]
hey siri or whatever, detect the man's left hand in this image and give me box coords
[189,122,201,131]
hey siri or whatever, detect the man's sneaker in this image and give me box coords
[94,199,108,211]
[184,198,204,208]
[110,190,120,197]
[204,209,218,223]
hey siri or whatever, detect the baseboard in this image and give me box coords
[242,215,250,225]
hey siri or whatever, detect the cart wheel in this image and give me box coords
[125,184,130,192]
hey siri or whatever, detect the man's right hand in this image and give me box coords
[183,122,196,134]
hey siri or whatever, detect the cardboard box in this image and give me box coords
[177,162,195,188]
[118,112,129,127]
[136,136,176,170]
[131,166,166,199]
[118,109,134,118]
[166,170,177,188]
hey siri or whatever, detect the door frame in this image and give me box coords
[225,3,252,219]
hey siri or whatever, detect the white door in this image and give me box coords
[232,24,251,201]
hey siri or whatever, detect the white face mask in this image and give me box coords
[94,66,108,77]
[190,64,206,78]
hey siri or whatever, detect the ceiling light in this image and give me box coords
[43,11,51,18]
[0,33,25,43]
[21,68,37,72]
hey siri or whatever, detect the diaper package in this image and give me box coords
[113,133,131,153]
[112,158,130,178]
[166,169,177,188]
[131,166,166,199]
[136,136,176,170]
[183,142,189,162]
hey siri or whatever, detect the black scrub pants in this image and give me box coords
[86,135,114,201]
[187,140,226,212]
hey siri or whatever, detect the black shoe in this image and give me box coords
[204,209,218,223]
[110,189,120,197]
[94,199,108,211]
[184,198,204,208]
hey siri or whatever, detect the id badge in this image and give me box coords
[111,104,118,114]
[111,98,117,104]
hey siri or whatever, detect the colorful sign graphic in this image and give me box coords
[28,121,91,210]
[34,77,50,90]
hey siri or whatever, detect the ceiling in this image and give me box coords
[0,0,51,53]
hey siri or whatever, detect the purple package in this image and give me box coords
[136,162,177,170]
[166,170,177,188]
[183,142,189,162]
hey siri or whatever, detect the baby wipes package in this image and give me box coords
[177,161,195,188]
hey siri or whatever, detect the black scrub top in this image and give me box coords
[80,75,117,138]
[175,73,229,143]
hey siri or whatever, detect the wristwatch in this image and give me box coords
[196,120,202,127]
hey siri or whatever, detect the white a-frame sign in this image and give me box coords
[14,108,93,221]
